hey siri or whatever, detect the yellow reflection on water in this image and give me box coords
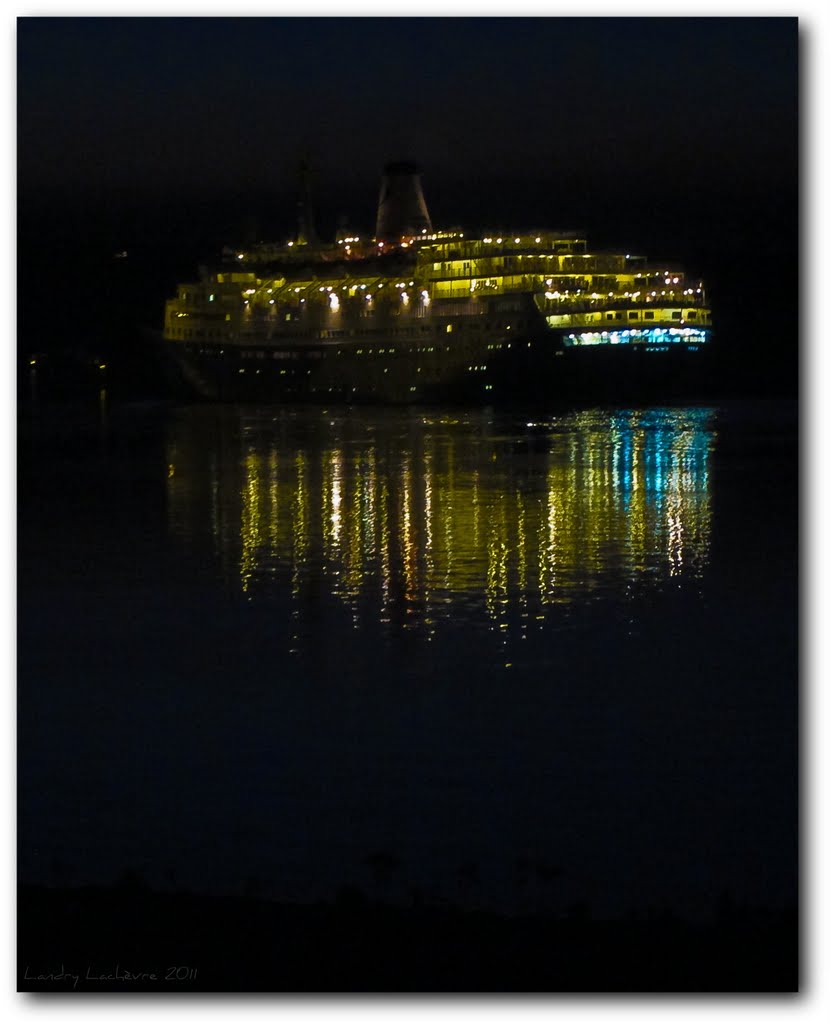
[379,477,392,618]
[400,455,418,609]
[267,450,279,550]
[322,448,343,558]
[168,409,714,623]
[240,451,262,592]
[292,451,309,597]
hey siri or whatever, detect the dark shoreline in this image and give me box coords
[18,883,798,993]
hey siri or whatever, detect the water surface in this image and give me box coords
[18,400,797,919]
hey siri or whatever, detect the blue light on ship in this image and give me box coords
[565,328,709,347]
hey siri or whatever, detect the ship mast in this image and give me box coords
[295,159,319,246]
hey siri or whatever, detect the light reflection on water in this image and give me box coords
[20,400,797,916]
[167,406,714,629]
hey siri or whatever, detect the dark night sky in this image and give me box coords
[16,15,799,391]
[19,17,796,210]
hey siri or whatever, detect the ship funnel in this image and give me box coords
[375,160,432,240]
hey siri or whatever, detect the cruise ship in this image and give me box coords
[163,162,712,402]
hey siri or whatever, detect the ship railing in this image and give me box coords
[535,294,708,313]
[546,309,713,329]
[423,256,629,279]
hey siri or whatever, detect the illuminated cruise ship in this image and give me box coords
[163,161,712,402]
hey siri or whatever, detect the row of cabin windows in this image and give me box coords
[454,319,526,331]
[177,316,530,343]
[172,327,227,339]
[191,347,321,361]
[602,311,699,322]
[176,317,528,340]
[321,319,527,338]
[193,342,499,361]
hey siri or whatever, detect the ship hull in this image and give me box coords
[163,329,712,405]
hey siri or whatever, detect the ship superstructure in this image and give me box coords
[163,162,711,402]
